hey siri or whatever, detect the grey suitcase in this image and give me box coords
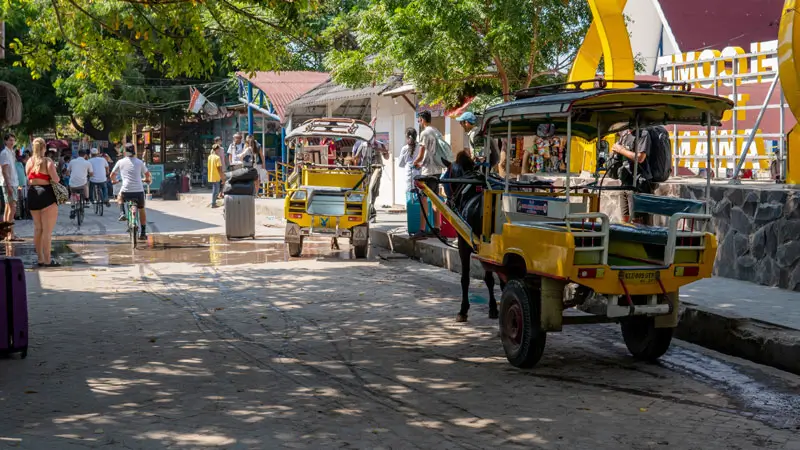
[224,194,256,239]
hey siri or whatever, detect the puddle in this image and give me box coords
[0,234,357,267]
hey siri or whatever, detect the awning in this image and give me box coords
[382,84,416,97]
[287,76,402,110]
[236,71,329,123]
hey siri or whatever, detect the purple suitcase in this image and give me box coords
[0,257,28,358]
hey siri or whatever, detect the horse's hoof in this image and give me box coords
[456,314,468,323]
[488,310,499,320]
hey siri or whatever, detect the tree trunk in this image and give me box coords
[71,116,111,142]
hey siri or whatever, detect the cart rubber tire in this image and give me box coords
[354,242,368,259]
[288,239,303,257]
[499,279,546,369]
[621,317,673,361]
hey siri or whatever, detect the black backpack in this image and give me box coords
[646,125,672,182]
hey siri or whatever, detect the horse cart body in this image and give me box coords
[417,81,733,368]
[283,118,374,258]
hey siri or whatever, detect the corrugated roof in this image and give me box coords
[287,76,402,109]
[658,0,782,52]
[237,71,329,122]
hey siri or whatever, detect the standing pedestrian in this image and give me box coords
[227,133,245,170]
[455,111,500,173]
[25,138,60,267]
[1,133,22,241]
[15,152,28,220]
[398,128,420,194]
[610,128,653,224]
[207,144,225,208]
[88,148,111,207]
[411,111,444,239]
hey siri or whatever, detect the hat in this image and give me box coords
[123,143,135,155]
[90,148,99,155]
[455,111,477,124]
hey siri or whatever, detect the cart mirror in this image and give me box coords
[596,140,608,153]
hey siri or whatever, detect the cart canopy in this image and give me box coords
[481,84,734,140]
[285,118,375,143]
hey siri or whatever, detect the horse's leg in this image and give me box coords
[456,237,471,322]
[485,271,499,319]
[331,237,339,250]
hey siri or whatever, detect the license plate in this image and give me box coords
[621,271,657,284]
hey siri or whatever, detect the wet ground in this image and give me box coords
[0,235,356,267]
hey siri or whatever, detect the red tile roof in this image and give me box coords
[236,71,329,122]
[658,0,782,52]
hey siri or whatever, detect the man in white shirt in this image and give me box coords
[67,150,93,219]
[111,143,151,239]
[227,133,245,170]
[0,133,22,241]
[88,148,111,207]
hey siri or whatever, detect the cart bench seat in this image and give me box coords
[633,194,704,216]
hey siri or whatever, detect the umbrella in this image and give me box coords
[46,139,70,150]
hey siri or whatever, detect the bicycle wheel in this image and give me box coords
[77,196,84,226]
[129,204,138,249]
[96,186,104,216]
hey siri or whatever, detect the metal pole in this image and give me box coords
[731,60,738,178]
[673,124,678,176]
[706,113,712,214]
[505,120,512,193]
[713,71,720,179]
[565,115,572,205]
[247,83,254,136]
[730,73,780,183]
[780,86,786,183]
[632,115,640,186]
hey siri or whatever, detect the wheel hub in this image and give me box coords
[503,299,524,347]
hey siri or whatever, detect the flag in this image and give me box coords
[188,87,206,114]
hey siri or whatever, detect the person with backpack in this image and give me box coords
[609,125,671,224]
[412,111,450,240]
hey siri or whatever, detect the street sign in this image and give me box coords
[148,164,165,192]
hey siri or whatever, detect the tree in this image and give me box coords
[324,0,592,107]
[0,15,67,137]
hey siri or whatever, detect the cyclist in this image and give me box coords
[111,143,151,239]
[88,148,111,207]
[66,149,93,219]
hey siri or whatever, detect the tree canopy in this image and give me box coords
[325,0,592,107]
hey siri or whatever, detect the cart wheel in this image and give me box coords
[353,242,368,259]
[499,279,546,369]
[288,238,303,257]
[620,317,673,361]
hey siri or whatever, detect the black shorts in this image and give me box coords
[120,191,146,209]
[28,185,57,211]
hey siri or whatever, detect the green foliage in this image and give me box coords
[325,0,592,108]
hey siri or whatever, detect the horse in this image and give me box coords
[441,152,505,322]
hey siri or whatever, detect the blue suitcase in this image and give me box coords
[406,191,434,235]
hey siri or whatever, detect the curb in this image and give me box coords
[177,193,285,218]
[368,227,800,376]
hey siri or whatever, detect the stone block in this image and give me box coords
[712,197,731,219]
[761,189,788,206]
[715,233,737,278]
[709,186,726,203]
[776,241,800,268]
[755,257,781,286]
[765,222,779,257]
[784,192,800,219]
[729,207,752,234]
[736,255,757,282]
[733,232,750,257]
[789,264,800,291]
[751,225,767,260]
[754,203,784,224]
[725,187,745,207]
[777,219,800,244]
[741,191,760,218]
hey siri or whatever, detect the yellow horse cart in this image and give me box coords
[283,118,374,258]
[417,80,733,368]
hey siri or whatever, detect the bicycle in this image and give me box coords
[93,183,104,216]
[124,199,139,249]
[69,188,85,226]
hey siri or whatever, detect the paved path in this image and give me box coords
[4,242,800,449]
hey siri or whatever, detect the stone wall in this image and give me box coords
[653,183,800,291]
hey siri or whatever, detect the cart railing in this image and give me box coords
[664,213,712,266]
[567,213,610,266]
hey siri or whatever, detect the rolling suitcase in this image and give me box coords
[0,257,28,359]
[224,194,256,239]
[406,191,433,235]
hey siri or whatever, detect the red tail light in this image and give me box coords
[578,268,602,278]
[291,214,303,219]
[348,216,360,222]
[675,266,700,277]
